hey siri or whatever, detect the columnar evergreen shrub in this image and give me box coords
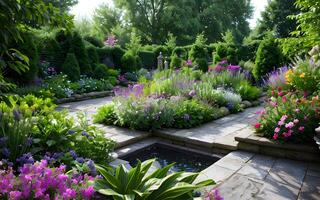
[254,36,283,80]
[195,58,208,72]
[121,52,137,72]
[55,30,73,69]
[93,64,109,79]
[86,46,99,66]
[69,31,92,75]
[61,53,80,81]
[111,46,125,67]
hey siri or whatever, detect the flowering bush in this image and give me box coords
[0,160,95,199]
[204,189,224,200]
[255,90,320,143]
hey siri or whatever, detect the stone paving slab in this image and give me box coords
[202,151,320,200]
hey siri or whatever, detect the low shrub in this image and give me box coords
[236,81,261,101]
[61,53,80,81]
[93,64,109,80]
[189,44,208,61]
[93,103,117,125]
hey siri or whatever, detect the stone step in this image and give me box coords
[235,134,320,162]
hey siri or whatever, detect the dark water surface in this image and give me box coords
[122,144,220,172]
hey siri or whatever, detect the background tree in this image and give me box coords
[44,0,78,12]
[256,0,299,38]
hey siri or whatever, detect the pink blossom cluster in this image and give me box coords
[272,114,305,140]
[104,35,117,47]
[209,60,241,73]
[0,160,95,200]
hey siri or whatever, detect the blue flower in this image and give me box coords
[12,109,22,121]
[1,148,10,158]
[68,130,76,135]
[26,137,33,146]
[16,153,34,165]
[0,137,8,146]
[76,157,85,164]
[82,131,89,137]
[87,159,96,172]
[52,152,64,159]
[69,150,78,160]
[183,114,190,121]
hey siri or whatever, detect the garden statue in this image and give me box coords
[164,56,168,69]
[157,52,164,70]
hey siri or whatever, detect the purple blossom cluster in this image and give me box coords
[113,84,144,98]
[204,189,224,200]
[209,60,241,73]
[0,160,95,200]
[263,66,289,88]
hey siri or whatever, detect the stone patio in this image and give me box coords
[196,151,320,200]
[58,97,320,200]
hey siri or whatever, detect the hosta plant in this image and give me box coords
[94,159,215,200]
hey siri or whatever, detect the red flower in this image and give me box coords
[278,91,284,97]
[254,123,261,129]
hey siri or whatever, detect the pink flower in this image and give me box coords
[186,60,193,66]
[278,91,284,97]
[270,101,277,107]
[278,120,284,126]
[273,133,278,140]
[274,127,280,133]
[254,123,262,129]
[299,126,305,132]
[285,122,294,129]
[293,119,299,124]
[295,109,300,113]
[9,191,22,200]
[282,96,287,103]
[283,132,290,138]
[280,115,288,121]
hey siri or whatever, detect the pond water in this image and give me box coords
[121,144,220,172]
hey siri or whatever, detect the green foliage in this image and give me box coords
[170,54,183,69]
[61,53,81,81]
[254,35,283,80]
[138,50,156,69]
[195,58,208,72]
[194,83,226,106]
[236,82,261,101]
[93,64,109,80]
[69,31,92,75]
[257,0,298,38]
[121,52,137,72]
[154,45,170,57]
[94,159,215,200]
[165,33,177,53]
[84,35,104,47]
[172,47,188,59]
[112,46,126,67]
[93,103,117,125]
[126,32,142,57]
[173,100,217,128]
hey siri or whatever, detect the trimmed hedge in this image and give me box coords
[84,36,104,47]
[121,52,137,72]
[138,50,156,69]
[170,54,183,69]
[93,64,109,79]
[86,46,99,66]
[189,44,208,61]
[172,47,188,59]
[195,58,208,72]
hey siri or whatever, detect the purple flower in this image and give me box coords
[81,185,95,199]
[104,35,117,47]
[68,130,76,135]
[82,132,89,137]
[76,157,85,164]
[69,150,78,160]
[227,65,241,72]
[214,65,223,72]
[0,137,8,145]
[9,191,22,200]
[16,153,34,166]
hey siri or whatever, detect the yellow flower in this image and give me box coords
[299,73,305,78]
[285,69,293,84]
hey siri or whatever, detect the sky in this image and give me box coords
[70,0,269,28]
